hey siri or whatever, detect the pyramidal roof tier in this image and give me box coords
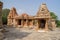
[38,3,49,13]
[36,3,51,18]
[8,7,18,18]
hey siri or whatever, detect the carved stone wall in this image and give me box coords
[7,7,18,26]
[36,3,50,18]
[51,19,56,30]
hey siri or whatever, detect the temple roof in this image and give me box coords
[7,3,51,19]
[14,13,34,19]
[39,3,49,12]
[21,13,29,17]
[36,3,51,18]
[7,7,18,18]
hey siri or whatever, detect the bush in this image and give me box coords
[2,9,10,25]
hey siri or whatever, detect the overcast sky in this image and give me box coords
[1,0,60,19]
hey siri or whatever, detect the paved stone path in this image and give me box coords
[3,27,60,40]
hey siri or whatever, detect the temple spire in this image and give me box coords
[39,3,49,13]
[36,3,50,18]
[8,7,18,18]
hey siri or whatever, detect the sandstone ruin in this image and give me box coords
[7,3,56,31]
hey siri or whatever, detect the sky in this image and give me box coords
[0,0,60,20]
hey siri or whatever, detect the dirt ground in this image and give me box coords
[3,27,60,40]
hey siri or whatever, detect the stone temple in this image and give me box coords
[7,3,56,31]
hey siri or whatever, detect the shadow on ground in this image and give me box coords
[4,27,31,40]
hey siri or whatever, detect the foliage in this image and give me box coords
[2,8,10,25]
[56,20,60,27]
[50,12,60,27]
[50,12,58,20]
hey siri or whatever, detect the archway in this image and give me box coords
[18,19,21,25]
[38,19,46,29]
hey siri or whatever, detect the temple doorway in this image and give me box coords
[38,19,46,29]
[28,19,32,26]
[23,19,26,26]
[18,19,21,25]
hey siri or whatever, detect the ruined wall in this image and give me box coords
[7,7,18,26]
[0,1,3,27]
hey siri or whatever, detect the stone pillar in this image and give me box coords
[7,18,12,26]
[31,20,34,27]
[26,19,28,27]
[45,20,48,31]
[13,19,16,27]
[35,20,39,30]
[28,20,33,28]
[24,20,27,27]
[15,19,18,27]
[51,20,56,30]
[21,19,23,27]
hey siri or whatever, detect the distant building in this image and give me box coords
[7,3,56,31]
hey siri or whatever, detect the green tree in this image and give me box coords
[56,20,60,27]
[2,8,10,25]
[50,12,60,27]
[50,12,58,20]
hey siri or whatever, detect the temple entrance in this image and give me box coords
[28,20,32,26]
[18,19,21,25]
[23,19,26,26]
[39,19,46,29]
